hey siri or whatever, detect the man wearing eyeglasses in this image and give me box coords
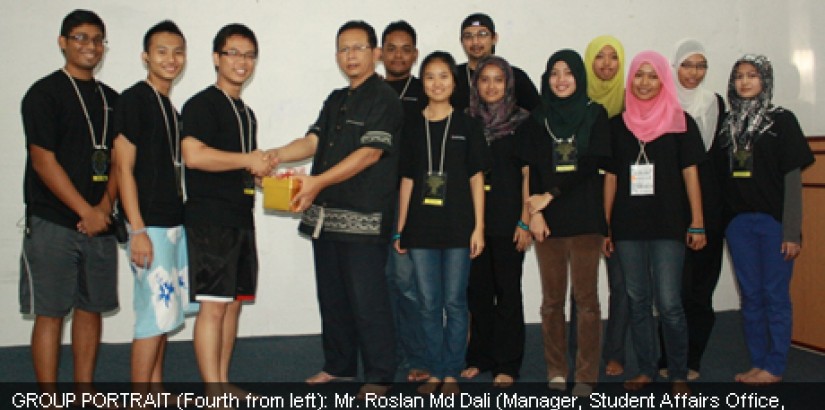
[180,23,273,398]
[270,20,402,398]
[20,9,119,393]
[452,13,540,113]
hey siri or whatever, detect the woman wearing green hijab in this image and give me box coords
[520,49,611,397]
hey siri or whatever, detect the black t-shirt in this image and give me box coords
[482,123,529,237]
[399,111,491,248]
[452,62,540,114]
[114,81,184,227]
[722,109,814,222]
[22,70,119,230]
[386,76,427,121]
[520,104,612,237]
[604,113,705,241]
[181,86,257,229]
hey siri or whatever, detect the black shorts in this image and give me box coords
[186,224,258,302]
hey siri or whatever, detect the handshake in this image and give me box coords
[246,148,280,178]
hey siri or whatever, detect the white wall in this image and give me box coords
[1,0,823,346]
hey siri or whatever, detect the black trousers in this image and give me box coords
[466,236,526,377]
[312,239,397,383]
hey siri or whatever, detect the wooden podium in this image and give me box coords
[792,136,825,351]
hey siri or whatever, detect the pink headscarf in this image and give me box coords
[622,51,686,142]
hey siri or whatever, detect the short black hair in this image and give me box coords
[419,51,458,81]
[60,9,105,37]
[337,20,377,49]
[143,20,185,52]
[213,23,258,54]
[382,20,416,46]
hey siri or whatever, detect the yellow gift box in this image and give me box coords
[262,175,301,212]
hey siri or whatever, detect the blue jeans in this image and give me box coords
[385,246,425,370]
[726,213,793,376]
[409,248,471,379]
[615,239,688,380]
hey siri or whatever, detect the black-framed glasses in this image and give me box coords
[219,49,258,61]
[461,30,491,41]
[66,33,107,46]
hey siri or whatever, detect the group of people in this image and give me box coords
[19,8,813,402]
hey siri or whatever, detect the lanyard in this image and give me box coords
[466,65,473,88]
[218,87,253,153]
[398,76,412,100]
[635,141,651,165]
[425,112,452,174]
[62,68,109,149]
[145,81,181,166]
[544,119,575,144]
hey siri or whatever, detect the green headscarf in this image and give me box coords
[533,49,599,153]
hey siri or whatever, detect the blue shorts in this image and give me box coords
[20,216,118,317]
[129,226,198,339]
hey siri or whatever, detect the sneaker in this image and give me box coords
[548,376,566,391]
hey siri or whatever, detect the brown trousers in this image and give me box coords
[534,234,603,383]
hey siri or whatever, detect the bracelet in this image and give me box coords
[517,220,529,231]
[129,227,147,236]
[687,227,705,234]
[392,233,401,241]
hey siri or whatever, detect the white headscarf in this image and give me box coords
[673,39,719,151]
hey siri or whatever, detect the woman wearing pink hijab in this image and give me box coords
[602,51,706,395]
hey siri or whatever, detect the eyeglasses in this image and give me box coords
[66,33,107,46]
[680,62,708,70]
[219,49,258,61]
[461,30,492,41]
[337,44,372,54]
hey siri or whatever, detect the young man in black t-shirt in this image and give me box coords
[181,24,273,396]
[379,19,429,384]
[452,13,540,113]
[270,20,402,397]
[20,9,119,389]
[113,20,194,389]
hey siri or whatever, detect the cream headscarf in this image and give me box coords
[673,39,719,151]
[585,35,625,118]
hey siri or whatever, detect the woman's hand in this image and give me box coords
[513,226,533,252]
[529,212,550,242]
[781,241,801,260]
[602,236,614,257]
[470,228,485,259]
[526,193,553,214]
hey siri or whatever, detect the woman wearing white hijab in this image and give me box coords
[657,39,727,381]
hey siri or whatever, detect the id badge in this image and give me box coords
[91,149,109,182]
[732,148,754,178]
[174,163,184,198]
[553,140,578,173]
[630,163,655,196]
[242,172,255,196]
[423,172,447,206]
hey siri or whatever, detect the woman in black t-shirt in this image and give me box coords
[721,55,814,385]
[521,49,610,396]
[461,55,531,388]
[395,51,489,396]
[603,51,706,395]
